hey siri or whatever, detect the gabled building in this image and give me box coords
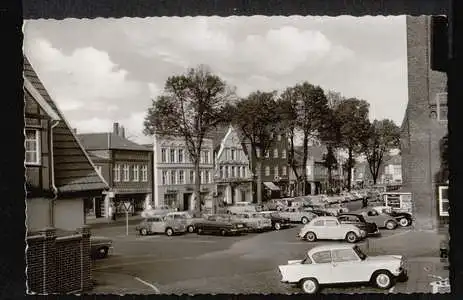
[24,57,109,232]
[293,144,328,195]
[213,125,253,204]
[78,123,153,218]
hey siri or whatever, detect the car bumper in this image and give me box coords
[394,269,408,282]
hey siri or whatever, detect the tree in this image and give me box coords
[231,91,281,205]
[143,65,233,213]
[334,98,370,191]
[360,119,400,185]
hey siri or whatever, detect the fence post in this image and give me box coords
[78,225,92,292]
[40,227,57,294]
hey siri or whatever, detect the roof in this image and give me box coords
[209,124,233,150]
[24,56,109,194]
[77,132,152,151]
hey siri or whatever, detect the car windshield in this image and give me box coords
[353,245,367,260]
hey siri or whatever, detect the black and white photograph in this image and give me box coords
[23,15,450,295]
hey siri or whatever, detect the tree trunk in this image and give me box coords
[256,159,263,205]
[301,135,309,196]
[327,166,333,193]
[194,160,201,214]
[347,148,353,192]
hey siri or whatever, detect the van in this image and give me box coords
[381,192,413,214]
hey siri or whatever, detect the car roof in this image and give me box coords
[307,243,355,255]
[312,216,338,221]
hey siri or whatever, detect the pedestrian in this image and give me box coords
[108,203,113,222]
[111,203,117,221]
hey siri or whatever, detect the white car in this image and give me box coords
[278,244,408,294]
[298,216,366,243]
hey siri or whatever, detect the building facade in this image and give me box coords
[381,155,403,184]
[152,134,215,212]
[78,123,153,219]
[213,125,253,204]
[24,57,108,231]
[292,144,328,195]
[401,16,448,230]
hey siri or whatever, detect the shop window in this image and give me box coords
[439,186,449,217]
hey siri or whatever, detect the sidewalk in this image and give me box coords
[85,215,144,229]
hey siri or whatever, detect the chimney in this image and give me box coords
[120,126,126,139]
[113,122,119,136]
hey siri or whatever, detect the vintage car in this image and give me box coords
[141,205,177,218]
[353,208,398,230]
[279,206,318,224]
[265,199,288,211]
[298,216,366,243]
[338,213,380,236]
[278,244,408,294]
[195,214,248,236]
[136,214,187,236]
[226,202,258,214]
[371,206,413,227]
[165,211,204,233]
[303,207,335,217]
[340,192,356,202]
[256,211,292,230]
[304,203,348,216]
[231,212,272,232]
[90,236,113,259]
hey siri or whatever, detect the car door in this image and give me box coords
[330,248,364,283]
[310,250,334,284]
[311,219,327,239]
[151,216,165,233]
[324,219,342,239]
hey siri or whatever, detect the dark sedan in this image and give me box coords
[338,213,380,236]
[195,215,248,236]
[256,211,292,230]
[90,236,113,259]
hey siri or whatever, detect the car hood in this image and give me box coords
[366,255,402,262]
[287,259,303,265]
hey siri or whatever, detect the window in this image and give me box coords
[164,193,177,207]
[256,148,261,158]
[161,148,167,163]
[202,150,210,164]
[113,164,121,182]
[243,167,247,178]
[241,166,245,178]
[142,165,148,182]
[231,149,236,160]
[170,149,176,163]
[220,166,224,178]
[162,171,168,185]
[277,134,281,141]
[307,166,312,176]
[190,170,195,183]
[25,129,40,165]
[179,170,185,184]
[205,170,211,183]
[265,166,270,176]
[313,220,324,226]
[282,149,287,159]
[439,186,449,217]
[123,164,130,182]
[170,170,177,185]
[332,249,359,262]
[312,251,332,264]
[325,220,338,227]
[225,166,229,178]
[282,166,287,176]
[132,165,140,182]
[274,166,279,177]
[231,166,236,178]
[178,149,184,163]
[273,148,278,158]
[201,171,205,184]
[436,92,448,121]
[236,149,241,160]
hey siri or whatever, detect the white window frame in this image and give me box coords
[231,149,236,160]
[142,165,148,182]
[201,170,205,184]
[123,164,130,182]
[178,149,184,163]
[171,170,177,185]
[162,170,168,185]
[189,170,195,183]
[132,165,140,182]
[274,148,278,158]
[436,92,448,122]
[220,166,224,178]
[205,150,210,164]
[179,170,185,184]
[114,164,121,182]
[274,166,279,177]
[439,186,449,217]
[25,129,41,165]
[277,134,281,141]
[265,151,270,158]
[265,166,270,176]
[170,148,176,163]
[282,149,287,159]
[161,148,167,163]
[282,166,287,176]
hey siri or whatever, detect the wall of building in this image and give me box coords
[26,198,51,232]
[402,16,448,230]
[54,198,85,231]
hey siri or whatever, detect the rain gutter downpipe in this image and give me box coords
[49,120,60,227]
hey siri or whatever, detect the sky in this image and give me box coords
[24,16,408,145]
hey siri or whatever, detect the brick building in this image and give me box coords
[401,16,448,230]
[78,123,153,219]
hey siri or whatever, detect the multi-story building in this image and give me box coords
[152,133,215,212]
[213,125,253,204]
[381,155,402,184]
[24,57,108,231]
[244,130,290,200]
[78,123,153,218]
[293,144,328,195]
[401,16,448,230]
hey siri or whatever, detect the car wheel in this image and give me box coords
[345,231,358,243]
[197,227,203,235]
[301,217,309,224]
[305,231,317,242]
[140,228,148,236]
[98,247,108,259]
[386,220,397,230]
[165,228,174,236]
[220,229,227,236]
[187,225,195,233]
[372,270,394,289]
[300,278,319,294]
[399,218,410,227]
[274,222,281,231]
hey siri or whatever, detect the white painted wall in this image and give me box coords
[26,198,50,232]
[54,198,85,231]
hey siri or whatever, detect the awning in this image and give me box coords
[264,182,280,191]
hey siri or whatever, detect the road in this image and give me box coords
[89,200,449,295]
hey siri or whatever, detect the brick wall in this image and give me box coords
[26,226,92,294]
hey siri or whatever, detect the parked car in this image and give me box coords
[298,216,366,243]
[165,211,204,233]
[338,213,380,236]
[302,207,335,217]
[353,208,398,230]
[278,244,408,294]
[256,211,292,230]
[136,214,187,236]
[141,205,177,218]
[371,206,413,227]
[226,202,258,214]
[231,212,272,232]
[90,236,113,259]
[195,214,248,236]
[279,206,318,224]
[305,203,348,216]
[340,192,355,202]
